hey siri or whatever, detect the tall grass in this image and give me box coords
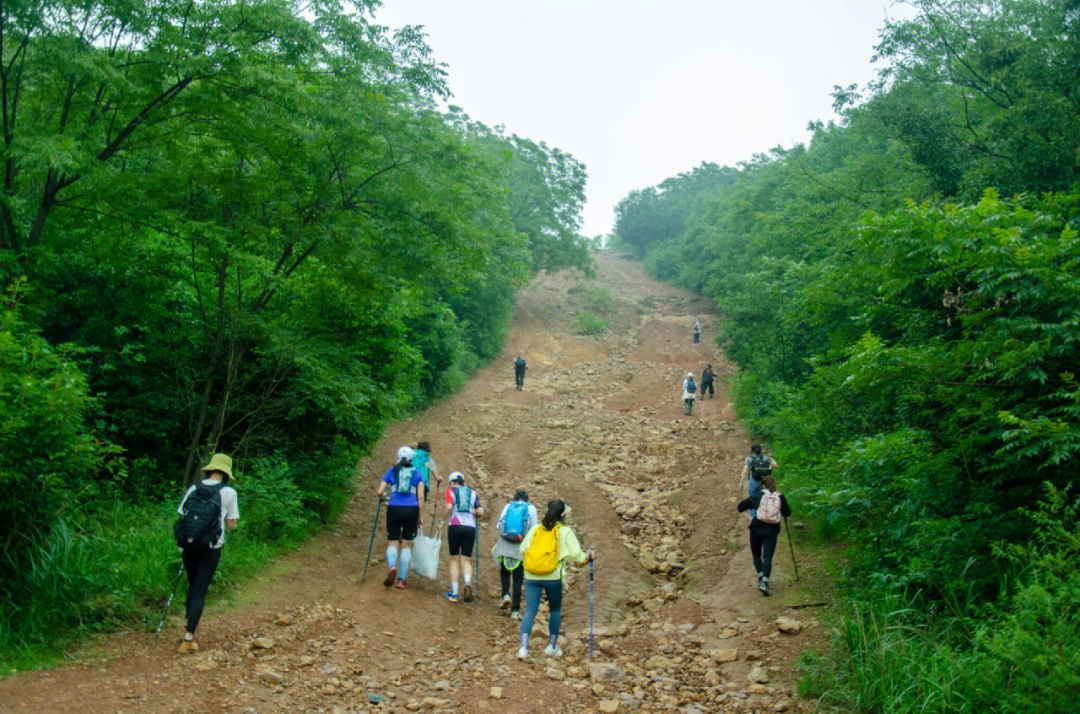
[799,488,1080,714]
[0,452,354,672]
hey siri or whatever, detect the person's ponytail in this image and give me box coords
[541,499,565,530]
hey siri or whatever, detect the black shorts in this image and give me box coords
[447,525,476,557]
[386,505,420,542]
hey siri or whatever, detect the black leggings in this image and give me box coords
[749,527,779,579]
[183,546,222,634]
[702,379,714,396]
[500,562,525,610]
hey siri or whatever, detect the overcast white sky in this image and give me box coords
[373,1,916,239]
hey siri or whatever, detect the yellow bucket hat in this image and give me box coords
[201,453,234,480]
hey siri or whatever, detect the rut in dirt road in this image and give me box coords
[1,252,823,714]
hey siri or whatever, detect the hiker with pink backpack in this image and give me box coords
[736,474,792,596]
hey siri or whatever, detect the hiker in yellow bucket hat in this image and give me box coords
[174,453,239,653]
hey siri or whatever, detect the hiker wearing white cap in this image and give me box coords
[681,371,697,415]
[376,446,426,589]
[442,472,484,603]
[175,453,239,653]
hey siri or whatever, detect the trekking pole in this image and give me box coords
[361,496,384,583]
[155,561,186,640]
[588,557,595,659]
[474,521,480,594]
[783,516,800,581]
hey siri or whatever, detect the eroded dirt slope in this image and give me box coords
[0,252,827,714]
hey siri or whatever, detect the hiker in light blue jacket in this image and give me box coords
[491,489,538,619]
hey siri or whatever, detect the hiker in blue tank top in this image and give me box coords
[491,489,538,619]
[376,446,425,590]
[441,472,484,603]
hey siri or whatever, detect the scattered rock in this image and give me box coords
[588,662,625,682]
[489,686,503,700]
[250,637,275,650]
[367,692,385,704]
[274,614,294,626]
[711,648,738,663]
[257,668,284,685]
[746,666,769,684]
[599,700,620,713]
[777,617,803,634]
[774,701,791,712]
[546,667,565,680]
[433,679,451,691]
[744,650,765,662]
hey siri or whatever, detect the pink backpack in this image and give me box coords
[757,490,782,524]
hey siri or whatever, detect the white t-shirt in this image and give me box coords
[178,479,239,548]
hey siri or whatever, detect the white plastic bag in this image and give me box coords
[411,534,442,580]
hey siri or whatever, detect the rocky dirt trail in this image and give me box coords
[1,252,828,714]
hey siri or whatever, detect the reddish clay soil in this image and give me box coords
[0,252,831,714]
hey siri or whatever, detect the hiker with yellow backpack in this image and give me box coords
[517,499,593,660]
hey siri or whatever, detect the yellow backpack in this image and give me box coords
[523,525,560,575]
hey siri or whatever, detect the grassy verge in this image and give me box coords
[0,452,354,674]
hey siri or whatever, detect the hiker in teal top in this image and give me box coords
[412,441,442,499]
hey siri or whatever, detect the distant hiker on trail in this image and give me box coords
[412,440,442,499]
[517,499,593,660]
[376,446,425,590]
[682,371,697,415]
[441,472,484,603]
[175,453,239,654]
[693,319,702,344]
[700,364,715,399]
[514,356,528,390]
[741,444,778,519]
[736,474,792,596]
[491,489,539,619]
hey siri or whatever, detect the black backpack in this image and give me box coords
[515,357,526,369]
[174,482,225,551]
[748,454,772,481]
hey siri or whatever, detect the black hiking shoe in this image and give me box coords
[758,580,771,596]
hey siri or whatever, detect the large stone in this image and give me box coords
[776,617,803,634]
[711,648,738,663]
[489,686,503,700]
[599,700,620,713]
[589,662,625,682]
[747,666,769,684]
[250,636,275,650]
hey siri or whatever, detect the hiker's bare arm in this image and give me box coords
[770,457,779,469]
[740,463,749,480]
[443,501,453,520]
[431,461,442,483]
[474,506,485,519]
[376,481,386,498]
[226,518,237,531]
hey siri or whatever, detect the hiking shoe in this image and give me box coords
[395,579,406,590]
[516,647,528,660]
[445,590,459,603]
[463,584,473,603]
[500,594,511,610]
[758,581,771,596]
[510,610,521,620]
[383,567,397,587]
[543,644,563,658]
[178,639,198,654]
